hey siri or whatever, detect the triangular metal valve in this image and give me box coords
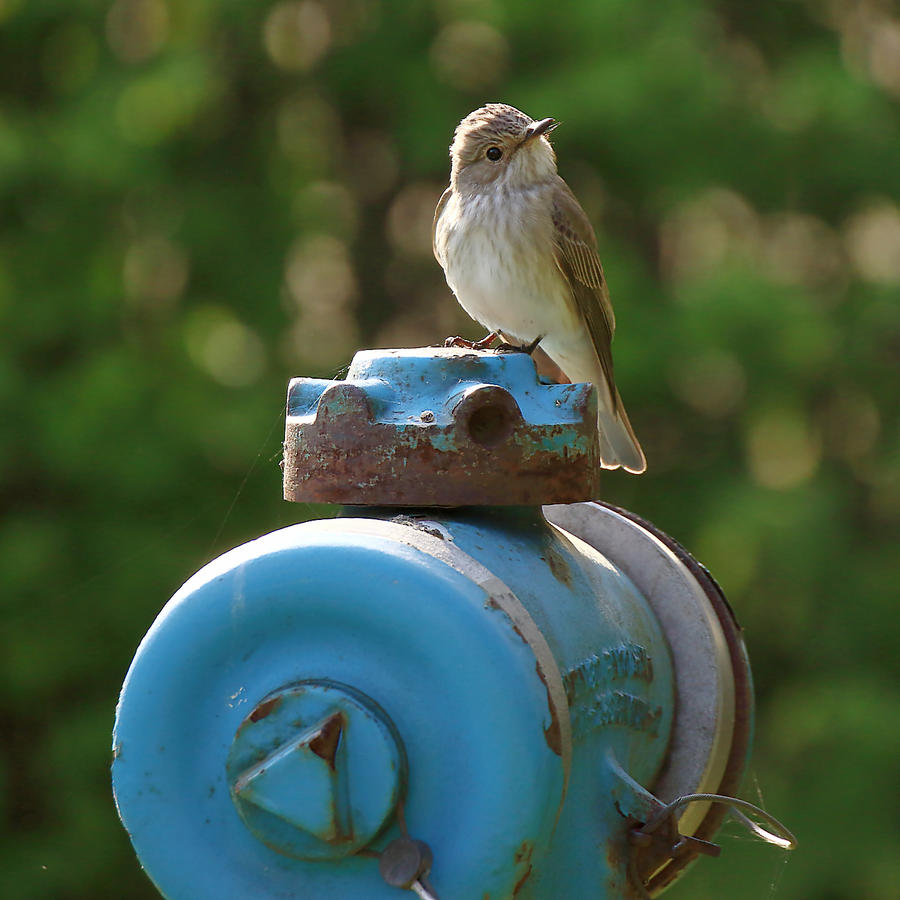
[232,712,348,841]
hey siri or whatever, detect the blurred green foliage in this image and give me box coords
[1,0,898,898]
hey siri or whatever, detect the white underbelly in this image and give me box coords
[440,200,579,343]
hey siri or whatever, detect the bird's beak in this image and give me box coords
[524,117,558,141]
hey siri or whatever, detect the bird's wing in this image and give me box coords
[550,176,618,407]
[432,186,453,264]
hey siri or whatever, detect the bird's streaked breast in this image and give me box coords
[436,186,577,342]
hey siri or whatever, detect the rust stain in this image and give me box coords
[562,667,584,706]
[249,695,282,723]
[542,544,573,587]
[484,600,561,756]
[514,840,533,865]
[606,835,623,871]
[484,597,526,646]
[511,863,534,896]
[308,713,343,771]
[283,392,601,506]
[390,515,447,540]
[535,661,562,756]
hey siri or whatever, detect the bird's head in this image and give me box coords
[449,103,558,194]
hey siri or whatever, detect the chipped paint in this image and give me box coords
[248,695,282,723]
[283,348,600,506]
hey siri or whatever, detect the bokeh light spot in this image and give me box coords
[868,18,900,97]
[285,234,358,315]
[184,306,266,388]
[430,21,509,91]
[116,72,204,144]
[746,409,822,489]
[263,1,332,72]
[660,188,761,285]
[106,0,169,64]
[281,234,360,370]
[764,213,846,288]
[387,182,444,258]
[282,310,360,372]
[669,349,747,418]
[844,200,900,284]
[821,387,881,462]
[293,181,358,238]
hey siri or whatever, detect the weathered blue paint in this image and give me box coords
[226,680,405,860]
[113,348,752,900]
[113,520,568,900]
[288,349,587,426]
[356,507,677,900]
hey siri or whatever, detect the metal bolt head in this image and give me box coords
[379,837,434,888]
[226,680,406,860]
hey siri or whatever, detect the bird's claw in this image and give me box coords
[443,335,474,349]
[472,332,499,350]
[495,334,544,355]
[443,332,498,350]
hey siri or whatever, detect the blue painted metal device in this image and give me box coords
[113,348,766,900]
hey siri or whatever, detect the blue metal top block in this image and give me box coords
[283,347,600,506]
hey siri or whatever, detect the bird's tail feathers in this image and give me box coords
[597,386,646,474]
[539,346,646,474]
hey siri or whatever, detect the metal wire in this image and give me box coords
[637,793,797,850]
[629,792,797,899]
[410,878,440,900]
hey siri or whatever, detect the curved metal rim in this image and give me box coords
[543,501,753,894]
[604,504,752,894]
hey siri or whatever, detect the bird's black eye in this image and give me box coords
[486,146,503,161]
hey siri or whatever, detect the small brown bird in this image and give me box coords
[433,103,646,473]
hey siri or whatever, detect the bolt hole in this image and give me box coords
[466,404,513,447]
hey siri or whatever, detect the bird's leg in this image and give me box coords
[472,331,500,350]
[495,334,545,354]
[522,334,544,354]
[442,332,498,350]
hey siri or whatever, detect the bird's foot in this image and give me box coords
[472,332,499,350]
[443,332,498,350]
[442,336,474,348]
[495,334,545,355]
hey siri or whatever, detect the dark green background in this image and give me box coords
[1,1,897,897]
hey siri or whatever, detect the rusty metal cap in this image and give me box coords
[283,347,600,506]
